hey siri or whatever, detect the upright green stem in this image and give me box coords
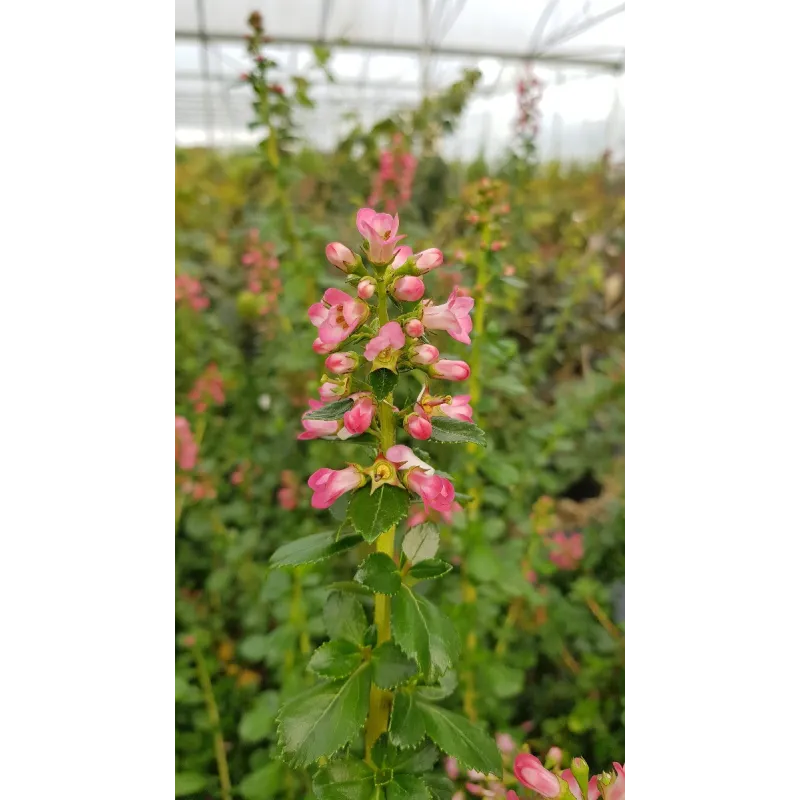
[365,275,396,760]
[191,641,232,800]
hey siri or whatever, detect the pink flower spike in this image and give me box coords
[325,242,357,272]
[406,470,455,514]
[405,412,432,440]
[358,278,376,299]
[307,466,363,509]
[343,395,375,435]
[391,275,425,302]
[404,319,424,338]
[391,245,414,269]
[364,321,406,361]
[431,359,470,381]
[325,352,358,374]
[386,445,435,475]
[410,344,439,365]
[414,248,444,273]
[513,754,560,798]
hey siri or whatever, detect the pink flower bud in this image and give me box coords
[414,248,444,273]
[410,344,439,365]
[465,784,485,797]
[404,413,432,440]
[325,352,358,374]
[319,380,346,402]
[308,466,364,509]
[514,754,560,797]
[546,747,563,765]
[495,733,515,754]
[406,470,455,514]
[506,793,520,800]
[490,240,505,251]
[391,276,425,302]
[312,337,336,354]
[444,756,460,779]
[343,395,375,436]
[325,242,358,272]
[503,264,516,276]
[430,359,471,381]
[357,278,376,299]
[404,319,424,338]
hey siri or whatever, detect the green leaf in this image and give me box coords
[394,743,439,773]
[416,702,502,775]
[408,559,452,581]
[355,552,401,595]
[424,774,456,799]
[389,691,426,749]
[429,417,486,446]
[370,369,399,401]
[482,663,525,700]
[324,591,368,645]
[277,665,371,767]
[239,691,281,742]
[269,531,362,568]
[175,772,206,796]
[349,485,410,543]
[304,397,355,420]
[401,524,439,563]
[416,670,457,702]
[308,640,364,679]
[479,460,520,486]
[312,759,376,800]
[386,774,429,800]
[371,642,418,689]
[239,762,284,800]
[392,585,460,682]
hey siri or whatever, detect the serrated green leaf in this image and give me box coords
[371,642,418,689]
[389,691,426,749]
[394,743,439,773]
[349,485,410,543]
[408,559,452,581]
[423,774,455,799]
[239,762,284,800]
[175,772,206,796]
[416,702,502,775]
[312,759,376,800]
[415,670,457,702]
[355,553,401,595]
[392,585,460,682]
[304,397,354,420]
[401,524,439,564]
[324,591,368,645]
[239,691,281,742]
[270,531,362,568]
[308,640,364,678]
[370,369,399,401]
[386,774,429,800]
[429,417,486,446]
[277,665,371,767]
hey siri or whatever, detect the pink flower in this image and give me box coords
[404,319,424,338]
[600,763,624,800]
[496,733,515,754]
[514,754,560,798]
[506,793,520,800]
[298,400,339,440]
[307,466,363,509]
[175,275,209,312]
[465,784,485,797]
[407,470,455,514]
[313,338,337,354]
[414,248,444,273]
[549,532,584,570]
[444,757,460,780]
[410,344,439,365]
[440,395,474,422]
[358,278,376,299]
[175,416,198,471]
[562,770,600,800]
[230,468,244,486]
[325,242,358,272]
[391,276,425,302]
[407,501,462,527]
[277,486,297,510]
[390,245,414,269]
[343,394,375,435]
[431,359,470,381]
[386,445,435,476]
[546,747,563,766]
[188,363,225,412]
[422,289,474,344]
[404,412,432,440]
[325,352,358,374]
[319,380,348,402]
[364,321,405,362]
[356,208,406,265]
[309,288,369,346]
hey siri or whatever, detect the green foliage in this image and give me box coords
[269,531,362,568]
[349,485,410,543]
[369,369,399,401]
[371,643,418,689]
[355,552,402,595]
[307,640,364,679]
[407,559,452,581]
[429,417,487,446]
[401,524,439,563]
[324,591,368,645]
[304,397,354,420]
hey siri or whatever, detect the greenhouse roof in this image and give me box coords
[175,0,625,161]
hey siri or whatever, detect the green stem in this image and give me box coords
[191,641,232,800]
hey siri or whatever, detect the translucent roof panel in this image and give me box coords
[175,0,625,161]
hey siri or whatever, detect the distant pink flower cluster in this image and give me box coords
[175,416,198,471]
[368,133,417,214]
[277,470,299,510]
[175,274,209,312]
[546,531,584,570]
[241,229,282,316]
[188,363,225,413]
[515,64,543,143]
